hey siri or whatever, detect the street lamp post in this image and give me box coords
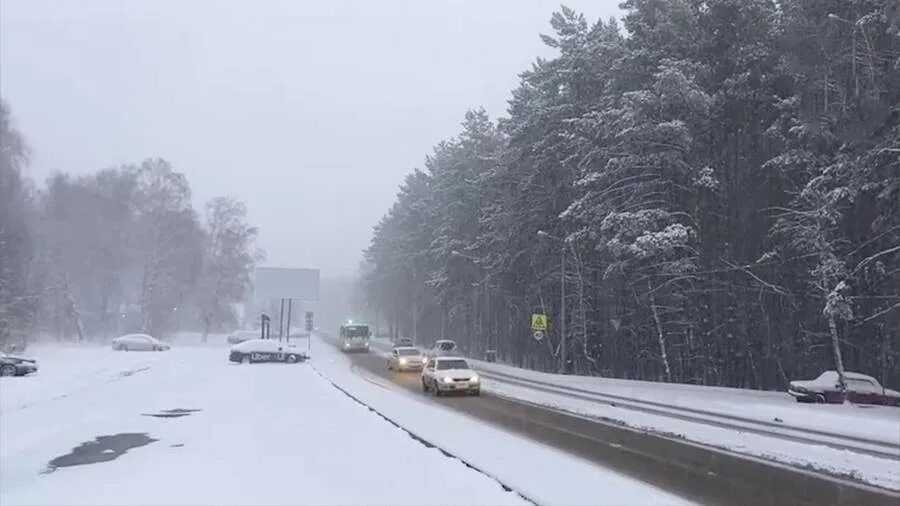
[537,230,567,374]
[827,13,861,100]
[450,250,491,353]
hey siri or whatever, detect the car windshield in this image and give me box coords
[437,342,456,351]
[342,326,369,338]
[397,349,419,356]
[437,359,469,370]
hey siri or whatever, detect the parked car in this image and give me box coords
[387,346,426,372]
[788,370,900,405]
[229,339,307,364]
[421,357,480,396]
[112,334,170,351]
[0,352,38,377]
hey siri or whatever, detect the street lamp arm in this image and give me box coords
[450,250,482,264]
[536,230,564,242]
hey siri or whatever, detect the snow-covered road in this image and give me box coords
[0,343,688,505]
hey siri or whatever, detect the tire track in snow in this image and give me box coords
[310,364,539,506]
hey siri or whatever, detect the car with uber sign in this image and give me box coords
[229,338,307,364]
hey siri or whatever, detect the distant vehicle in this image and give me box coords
[395,337,414,347]
[426,339,458,358]
[340,323,371,353]
[229,339,307,364]
[227,329,262,345]
[788,370,900,406]
[421,357,479,396]
[387,346,426,372]
[112,334,170,352]
[0,352,38,377]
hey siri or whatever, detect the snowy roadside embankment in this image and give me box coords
[313,336,691,506]
[468,357,899,445]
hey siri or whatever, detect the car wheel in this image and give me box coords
[472,389,481,397]
[433,382,442,397]
[387,361,392,371]
[0,365,17,377]
[816,393,827,404]
[241,354,251,364]
[286,354,299,363]
[421,379,428,392]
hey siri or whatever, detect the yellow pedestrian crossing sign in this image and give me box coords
[531,313,548,331]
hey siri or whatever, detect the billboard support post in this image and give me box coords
[278,299,286,340]
[285,299,293,342]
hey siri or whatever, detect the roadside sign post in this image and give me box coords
[531,313,548,342]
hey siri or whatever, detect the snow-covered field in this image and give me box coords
[0,341,688,505]
[370,338,900,491]
[1,345,520,505]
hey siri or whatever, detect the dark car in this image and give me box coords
[426,339,458,359]
[395,337,414,347]
[788,370,900,405]
[229,339,307,364]
[0,352,38,377]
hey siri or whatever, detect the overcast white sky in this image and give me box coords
[1,0,621,276]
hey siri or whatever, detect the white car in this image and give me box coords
[387,346,426,372]
[229,339,307,364]
[111,334,170,351]
[421,357,480,396]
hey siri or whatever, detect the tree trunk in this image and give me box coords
[648,280,672,382]
[827,312,847,402]
[202,316,211,343]
[63,282,85,342]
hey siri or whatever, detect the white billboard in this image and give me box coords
[253,267,320,301]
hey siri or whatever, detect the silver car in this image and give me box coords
[111,334,170,351]
[387,346,426,372]
[421,357,480,396]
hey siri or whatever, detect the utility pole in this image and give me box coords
[560,247,566,374]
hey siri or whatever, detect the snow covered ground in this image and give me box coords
[1,344,520,505]
[370,338,900,491]
[1,341,688,506]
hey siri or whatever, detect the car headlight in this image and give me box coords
[470,375,479,383]
[442,376,454,384]
[399,358,407,365]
